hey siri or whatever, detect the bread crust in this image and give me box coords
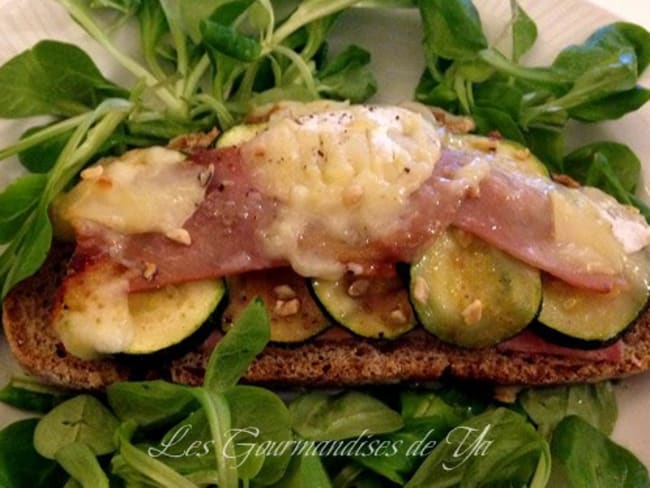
[3,245,650,390]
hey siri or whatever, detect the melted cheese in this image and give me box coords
[581,187,650,254]
[52,147,205,238]
[54,262,132,359]
[241,104,443,277]
[551,188,626,275]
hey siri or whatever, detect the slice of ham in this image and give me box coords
[453,161,622,292]
[118,147,283,291]
[71,147,624,293]
[498,329,624,362]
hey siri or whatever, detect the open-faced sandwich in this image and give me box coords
[4,100,650,389]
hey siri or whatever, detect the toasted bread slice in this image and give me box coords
[3,245,650,390]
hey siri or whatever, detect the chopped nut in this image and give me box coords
[80,165,104,181]
[273,284,296,300]
[198,164,214,187]
[429,107,476,134]
[552,173,581,189]
[165,228,192,246]
[514,148,530,160]
[342,184,364,207]
[347,263,365,276]
[347,279,370,297]
[462,299,483,325]
[470,137,498,152]
[487,131,503,140]
[274,298,300,317]
[390,309,408,324]
[413,277,429,304]
[562,297,578,310]
[168,128,220,153]
[142,262,158,281]
[493,385,521,404]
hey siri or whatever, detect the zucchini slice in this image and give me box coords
[537,274,649,345]
[126,280,225,355]
[216,123,266,148]
[54,259,225,358]
[311,272,416,339]
[224,269,330,343]
[410,228,542,348]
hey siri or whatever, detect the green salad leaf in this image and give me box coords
[107,380,197,429]
[520,382,618,438]
[34,395,120,459]
[0,377,69,413]
[419,0,487,63]
[405,407,550,488]
[270,452,332,488]
[510,0,537,62]
[0,40,127,118]
[225,385,293,484]
[0,419,68,487]
[290,391,404,441]
[204,297,270,392]
[55,442,110,488]
[550,415,650,488]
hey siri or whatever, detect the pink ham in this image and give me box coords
[70,146,624,293]
[498,329,624,362]
[83,147,468,291]
[118,147,283,291]
[453,160,621,292]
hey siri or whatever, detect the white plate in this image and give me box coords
[1,0,650,469]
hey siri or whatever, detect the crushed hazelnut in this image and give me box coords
[390,309,408,324]
[168,128,220,153]
[470,138,498,152]
[347,263,365,276]
[273,285,296,300]
[462,299,483,325]
[274,298,300,317]
[143,262,158,281]
[552,173,581,189]
[80,165,104,181]
[198,164,214,187]
[429,107,476,134]
[165,228,192,246]
[347,279,370,297]
[413,277,429,304]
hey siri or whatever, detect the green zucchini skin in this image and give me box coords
[123,279,226,355]
[223,268,330,343]
[409,228,542,348]
[310,271,416,340]
[535,274,650,347]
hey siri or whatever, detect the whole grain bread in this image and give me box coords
[3,245,650,390]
